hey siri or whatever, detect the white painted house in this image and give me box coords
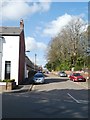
[0,20,26,85]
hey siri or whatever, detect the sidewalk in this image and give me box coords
[0,77,34,93]
[3,84,33,93]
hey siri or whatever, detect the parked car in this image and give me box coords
[33,73,45,84]
[69,73,86,82]
[58,71,67,77]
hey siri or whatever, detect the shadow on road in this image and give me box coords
[45,77,69,84]
[2,88,89,118]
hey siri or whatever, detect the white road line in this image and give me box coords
[28,84,34,91]
[31,85,35,91]
[67,93,80,103]
[79,100,89,104]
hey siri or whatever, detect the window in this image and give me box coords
[5,61,11,79]
[74,73,80,76]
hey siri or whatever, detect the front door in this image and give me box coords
[5,61,11,79]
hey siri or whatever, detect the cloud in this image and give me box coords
[25,36,47,51]
[43,13,72,37]
[0,0,51,20]
[43,13,87,37]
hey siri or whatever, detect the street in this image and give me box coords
[2,74,89,118]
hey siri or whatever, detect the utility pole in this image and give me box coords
[34,53,37,71]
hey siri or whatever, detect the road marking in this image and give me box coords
[28,84,34,91]
[64,100,74,103]
[67,93,89,104]
[67,93,80,103]
[79,100,89,104]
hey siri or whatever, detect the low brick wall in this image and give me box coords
[0,82,16,92]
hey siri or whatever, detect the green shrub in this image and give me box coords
[74,65,82,71]
[2,79,15,82]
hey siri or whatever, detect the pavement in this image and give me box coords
[0,77,34,93]
[3,84,33,93]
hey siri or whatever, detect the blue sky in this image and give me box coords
[0,0,88,67]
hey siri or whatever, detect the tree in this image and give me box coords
[46,17,88,71]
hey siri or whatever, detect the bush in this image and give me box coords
[2,79,15,82]
[74,65,82,71]
[59,62,70,71]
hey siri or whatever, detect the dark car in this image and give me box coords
[33,73,45,84]
[58,71,67,77]
[69,73,86,82]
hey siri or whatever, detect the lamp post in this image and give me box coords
[34,53,37,71]
[25,50,30,53]
[25,50,30,57]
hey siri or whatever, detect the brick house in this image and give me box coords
[0,19,26,85]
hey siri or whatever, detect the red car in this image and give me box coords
[69,73,86,82]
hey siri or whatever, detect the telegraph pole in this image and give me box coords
[34,53,37,71]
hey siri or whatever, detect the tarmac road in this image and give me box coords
[2,74,89,118]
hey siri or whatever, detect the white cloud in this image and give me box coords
[43,13,87,37]
[43,13,72,37]
[0,0,51,20]
[25,36,47,51]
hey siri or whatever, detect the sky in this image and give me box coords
[0,0,89,68]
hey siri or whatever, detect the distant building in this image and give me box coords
[0,19,25,85]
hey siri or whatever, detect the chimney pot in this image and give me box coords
[20,19,24,29]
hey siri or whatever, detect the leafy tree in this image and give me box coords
[45,17,88,71]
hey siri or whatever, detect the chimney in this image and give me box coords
[20,19,24,30]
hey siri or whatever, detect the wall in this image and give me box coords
[0,53,2,80]
[2,36,19,85]
[0,37,5,80]
[18,31,25,84]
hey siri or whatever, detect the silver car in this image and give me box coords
[33,73,45,84]
[58,71,67,77]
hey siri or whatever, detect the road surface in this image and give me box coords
[2,74,89,118]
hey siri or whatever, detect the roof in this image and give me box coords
[0,27,22,36]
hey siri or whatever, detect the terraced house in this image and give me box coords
[0,19,26,85]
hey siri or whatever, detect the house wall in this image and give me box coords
[2,36,19,85]
[18,31,25,84]
[0,39,2,79]
[0,53,2,80]
[0,37,5,80]
[25,62,28,78]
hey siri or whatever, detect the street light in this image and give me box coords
[25,50,30,53]
[25,50,30,57]
[34,53,37,71]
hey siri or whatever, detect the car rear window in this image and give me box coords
[60,72,65,73]
[34,74,44,77]
[73,73,81,76]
